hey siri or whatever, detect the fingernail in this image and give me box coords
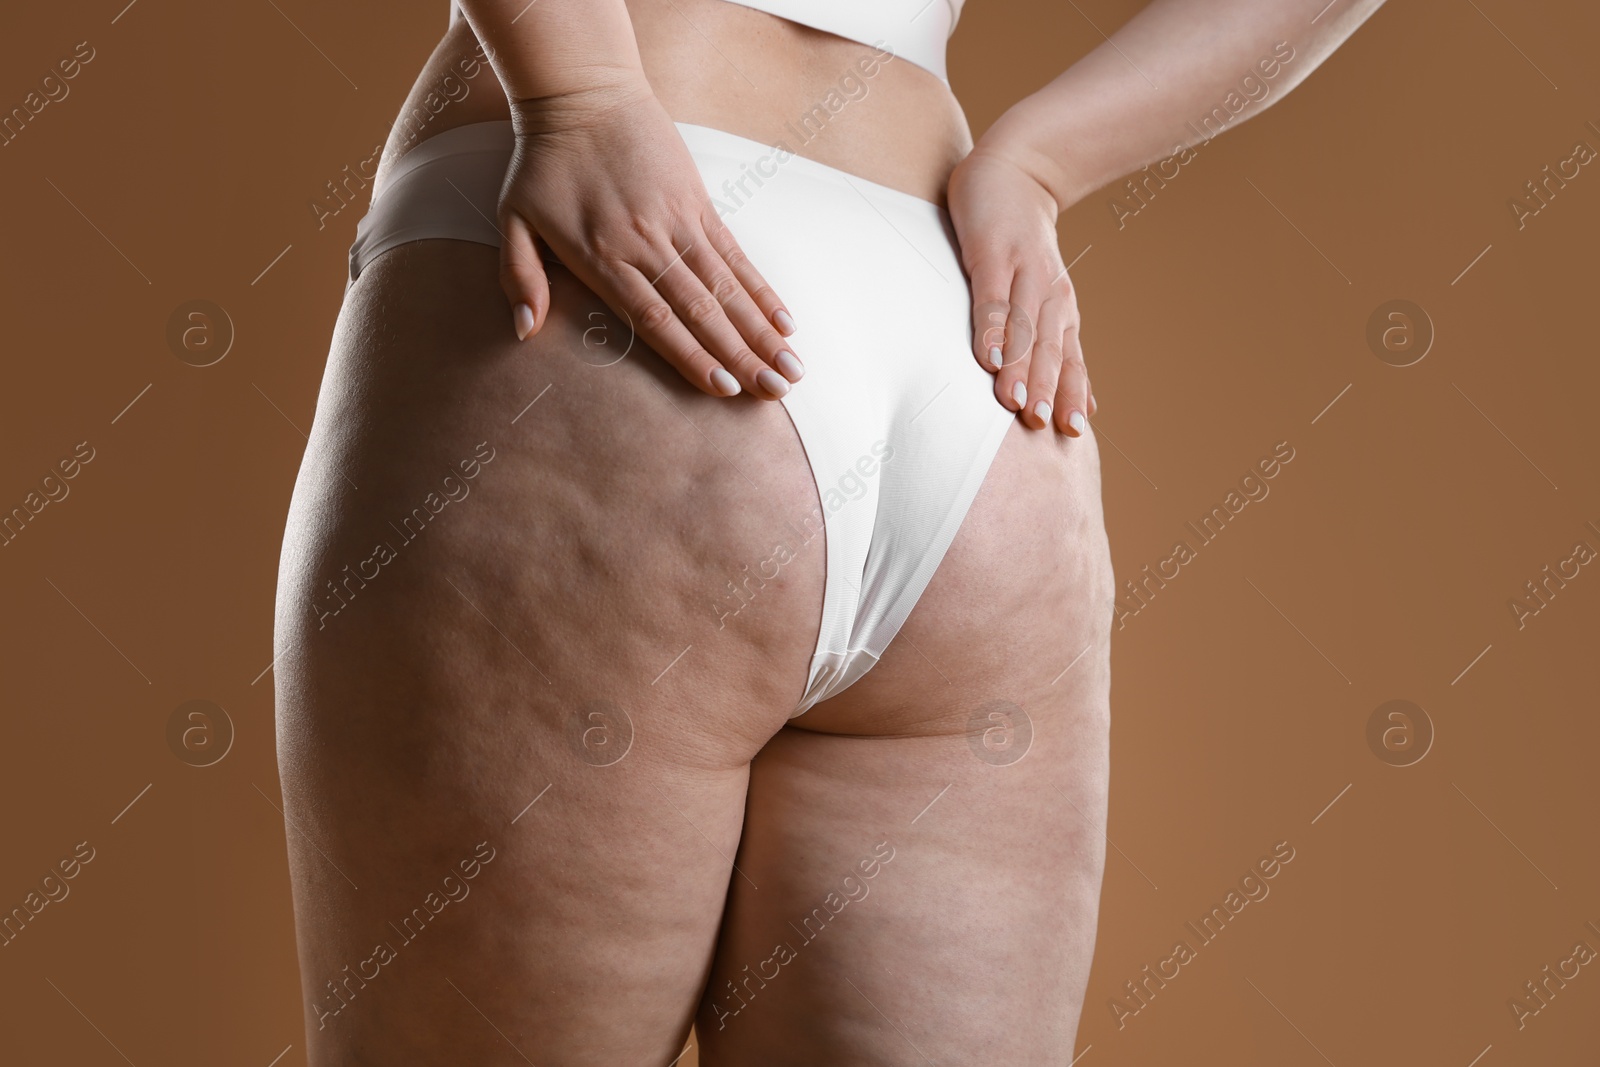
[756,367,790,398]
[1089,392,1098,415]
[988,345,1003,370]
[512,302,534,340]
[1034,400,1051,426]
[711,367,741,396]
[1011,380,1027,409]
[774,349,805,382]
[773,308,796,335]
[1069,410,1087,435]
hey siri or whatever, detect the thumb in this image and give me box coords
[499,208,549,341]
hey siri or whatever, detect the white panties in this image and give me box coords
[348,120,1014,716]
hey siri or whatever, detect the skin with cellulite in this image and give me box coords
[275,1,1382,1062]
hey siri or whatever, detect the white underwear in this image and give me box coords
[348,120,1015,717]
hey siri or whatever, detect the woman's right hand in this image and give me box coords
[495,76,804,400]
[947,144,1095,435]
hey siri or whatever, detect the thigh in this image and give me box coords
[696,421,1116,1064]
[272,241,823,1065]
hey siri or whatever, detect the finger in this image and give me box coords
[997,275,1044,415]
[605,262,741,398]
[1054,314,1091,437]
[703,207,798,339]
[968,260,1013,375]
[1026,296,1070,430]
[499,210,549,340]
[653,241,789,400]
[682,238,803,390]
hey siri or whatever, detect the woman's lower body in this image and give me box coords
[274,112,1115,1065]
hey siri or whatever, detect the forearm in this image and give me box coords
[454,0,648,104]
[982,0,1384,212]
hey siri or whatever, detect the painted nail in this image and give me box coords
[711,367,741,396]
[1034,400,1052,426]
[773,308,796,335]
[774,349,805,382]
[512,302,534,340]
[1011,380,1027,409]
[756,367,790,398]
[1069,410,1087,435]
[988,345,1003,370]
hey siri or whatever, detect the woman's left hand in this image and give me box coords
[946,145,1095,435]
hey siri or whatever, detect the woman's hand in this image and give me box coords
[946,145,1095,434]
[496,77,804,400]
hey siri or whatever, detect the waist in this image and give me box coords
[699,0,959,83]
[376,0,972,208]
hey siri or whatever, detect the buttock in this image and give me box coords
[343,119,1023,717]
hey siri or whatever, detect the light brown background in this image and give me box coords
[2,1,1597,1064]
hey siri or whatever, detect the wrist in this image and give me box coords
[976,106,1094,215]
[509,71,656,137]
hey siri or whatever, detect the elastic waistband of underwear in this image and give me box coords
[372,118,946,220]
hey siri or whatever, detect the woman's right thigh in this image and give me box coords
[697,417,1117,1064]
[271,240,823,1065]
